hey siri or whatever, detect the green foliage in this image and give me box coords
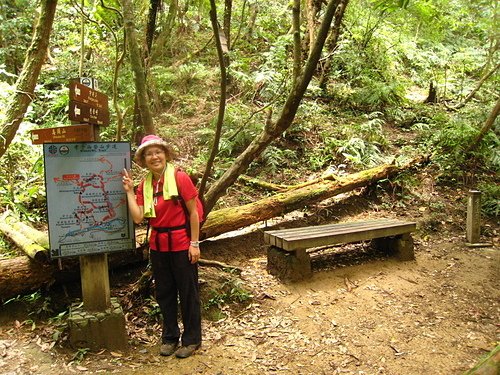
[352,79,406,110]
[0,132,46,222]
[0,235,18,259]
[0,0,497,232]
[373,0,410,11]
[203,277,252,320]
[260,146,297,172]
[478,182,500,218]
[304,112,390,171]
[338,137,386,168]
[0,0,35,81]
[142,297,161,318]
[3,291,54,318]
[72,347,91,363]
[426,105,500,180]
[0,79,15,122]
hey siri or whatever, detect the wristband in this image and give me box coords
[190,241,200,247]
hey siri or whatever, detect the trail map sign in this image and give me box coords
[43,142,134,259]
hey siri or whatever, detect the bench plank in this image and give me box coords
[264,219,416,251]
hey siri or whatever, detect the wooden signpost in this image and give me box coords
[68,82,112,311]
[37,79,128,350]
[32,80,112,310]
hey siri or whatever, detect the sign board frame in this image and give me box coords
[43,142,134,259]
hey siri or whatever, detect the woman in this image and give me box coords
[122,134,202,359]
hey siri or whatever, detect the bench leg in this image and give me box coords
[372,234,415,261]
[267,246,312,282]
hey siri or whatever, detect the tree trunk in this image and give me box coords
[245,3,258,39]
[424,81,438,103]
[238,175,289,191]
[121,0,155,135]
[319,0,348,89]
[454,63,500,110]
[292,0,301,85]
[465,96,500,154]
[204,0,349,212]
[151,0,178,63]
[199,0,228,198]
[223,0,232,51]
[201,156,427,239]
[146,0,161,56]
[0,0,58,159]
[305,0,320,56]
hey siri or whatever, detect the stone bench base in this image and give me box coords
[267,247,312,282]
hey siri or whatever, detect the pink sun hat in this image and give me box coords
[134,134,172,167]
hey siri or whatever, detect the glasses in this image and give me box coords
[144,150,165,158]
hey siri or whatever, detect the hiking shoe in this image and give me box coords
[174,344,200,358]
[160,342,178,356]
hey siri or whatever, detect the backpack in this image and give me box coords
[143,168,205,250]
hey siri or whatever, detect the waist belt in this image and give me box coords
[152,225,187,251]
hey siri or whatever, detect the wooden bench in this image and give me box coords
[263,219,416,281]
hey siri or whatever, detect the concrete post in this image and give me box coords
[466,190,481,244]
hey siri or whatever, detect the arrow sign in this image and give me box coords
[69,101,110,126]
[30,124,95,145]
[69,81,109,111]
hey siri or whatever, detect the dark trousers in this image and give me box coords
[149,250,202,346]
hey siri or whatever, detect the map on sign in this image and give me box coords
[43,142,135,259]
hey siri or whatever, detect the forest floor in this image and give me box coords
[0,165,499,374]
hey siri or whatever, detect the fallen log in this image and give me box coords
[0,249,147,301]
[0,211,49,262]
[0,256,57,301]
[201,156,429,239]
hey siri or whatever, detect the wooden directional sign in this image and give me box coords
[31,124,95,145]
[69,101,110,126]
[69,81,109,111]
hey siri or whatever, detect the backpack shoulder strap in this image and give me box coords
[174,168,192,237]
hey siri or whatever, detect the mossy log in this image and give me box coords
[465,345,500,375]
[0,212,49,261]
[201,156,428,239]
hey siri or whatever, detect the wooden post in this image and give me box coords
[80,253,110,311]
[466,190,481,244]
[79,123,111,311]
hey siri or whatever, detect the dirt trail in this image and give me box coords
[0,224,498,374]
